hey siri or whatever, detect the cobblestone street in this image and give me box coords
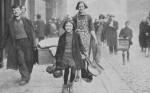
[0,41,149,93]
[0,48,134,93]
[0,0,150,93]
[0,33,149,93]
[102,42,150,93]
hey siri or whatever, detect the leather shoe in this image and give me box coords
[19,80,28,86]
[68,82,73,93]
[62,84,69,93]
[74,76,79,82]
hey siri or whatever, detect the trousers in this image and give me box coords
[109,45,117,53]
[15,38,34,81]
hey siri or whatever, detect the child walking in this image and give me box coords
[55,20,87,93]
[119,21,133,65]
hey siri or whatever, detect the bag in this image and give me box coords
[33,48,38,64]
[52,62,63,78]
[81,67,93,83]
[53,70,63,78]
[81,58,93,83]
[46,64,56,74]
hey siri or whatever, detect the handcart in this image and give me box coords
[117,38,129,65]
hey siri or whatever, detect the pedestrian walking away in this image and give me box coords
[0,5,37,86]
[55,20,87,93]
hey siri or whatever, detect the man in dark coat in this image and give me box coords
[106,15,119,54]
[34,14,45,41]
[1,5,37,85]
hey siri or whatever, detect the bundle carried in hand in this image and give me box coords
[38,38,59,48]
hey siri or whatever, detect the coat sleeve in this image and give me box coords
[1,22,10,50]
[26,19,37,48]
[102,23,107,39]
[55,36,62,62]
[88,15,95,32]
[129,29,133,39]
[119,29,123,38]
[139,22,142,33]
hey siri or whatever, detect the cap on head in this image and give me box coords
[99,14,105,19]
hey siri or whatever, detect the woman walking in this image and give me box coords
[139,18,147,52]
[55,20,87,93]
[145,17,150,57]
[73,1,98,82]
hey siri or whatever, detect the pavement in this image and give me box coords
[102,41,150,93]
[0,47,134,93]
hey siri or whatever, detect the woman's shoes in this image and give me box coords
[74,75,79,82]
[61,82,74,93]
[68,82,74,93]
[62,84,69,93]
[19,80,28,86]
[145,54,149,57]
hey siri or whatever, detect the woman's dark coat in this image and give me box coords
[1,17,36,70]
[139,21,147,48]
[55,32,86,69]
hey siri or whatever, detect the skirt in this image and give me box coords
[61,52,76,69]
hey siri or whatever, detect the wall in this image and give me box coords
[127,0,150,45]
[35,0,46,22]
